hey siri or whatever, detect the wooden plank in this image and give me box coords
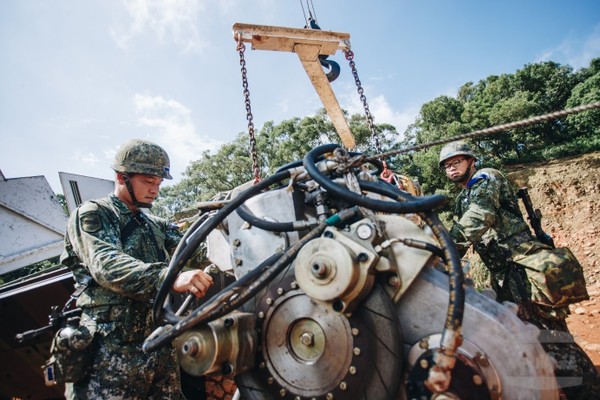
[232,23,356,149]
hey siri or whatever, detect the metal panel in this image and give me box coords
[0,176,67,275]
[59,172,114,214]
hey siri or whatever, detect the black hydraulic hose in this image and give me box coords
[275,151,385,175]
[420,212,465,367]
[236,205,295,232]
[153,170,293,325]
[399,238,445,259]
[359,179,465,356]
[275,159,304,174]
[161,212,212,317]
[172,212,211,261]
[143,252,281,352]
[235,204,319,232]
[303,144,448,213]
[143,207,362,352]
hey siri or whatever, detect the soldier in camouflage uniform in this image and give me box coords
[440,141,599,400]
[60,139,213,399]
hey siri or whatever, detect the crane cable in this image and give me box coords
[367,101,600,162]
[299,0,319,26]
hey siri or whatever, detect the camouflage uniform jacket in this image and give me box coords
[60,193,182,338]
[450,168,537,319]
[450,168,568,319]
[449,167,531,271]
[60,193,187,399]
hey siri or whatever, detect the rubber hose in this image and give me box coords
[358,179,465,335]
[303,144,447,213]
[235,204,296,232]
[153,170,292,325]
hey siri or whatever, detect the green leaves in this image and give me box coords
[152,57,600,218]
[153,112,400,217]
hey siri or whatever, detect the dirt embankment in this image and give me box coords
[507,151,600,367]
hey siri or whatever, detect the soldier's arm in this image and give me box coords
[454,178,499,245]
[449,223,471,257]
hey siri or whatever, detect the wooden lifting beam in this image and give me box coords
[232,23,356,149]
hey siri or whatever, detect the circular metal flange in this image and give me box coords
[263,290,353,397]
[294,237,359,302]
[235,271,403,400]
[406,334,501,400]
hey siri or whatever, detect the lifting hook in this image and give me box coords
[307,17,341,82]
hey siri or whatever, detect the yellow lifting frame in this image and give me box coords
[232,23,356,149]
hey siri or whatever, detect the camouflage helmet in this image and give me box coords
[439,141,477,167]
[111,139,173,179]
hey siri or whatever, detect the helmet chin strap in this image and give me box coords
[450,159,475,185]
[122,174,153,209]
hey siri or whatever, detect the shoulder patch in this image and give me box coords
[467,172,488,189]
[80,212,101,233]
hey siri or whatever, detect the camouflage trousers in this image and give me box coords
[65,335,182,400]
[492,264,600,400]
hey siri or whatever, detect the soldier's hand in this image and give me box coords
[172,270,214,298]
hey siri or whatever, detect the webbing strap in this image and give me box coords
[120,213,146,243]
[120,212,166,262]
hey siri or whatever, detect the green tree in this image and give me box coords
[0,257,62,285]
[565,60,600,150]
[153,111,398,217]
[151,58,600,218]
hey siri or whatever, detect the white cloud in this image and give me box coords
[111,0,208,53]
[70,151,102,166]
[536,23,600,69]
[133,93,223,177]
[277,98,289,114]
[369,94,418,135]
[340,85,417,136]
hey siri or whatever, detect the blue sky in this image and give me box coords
[1,0,599,195]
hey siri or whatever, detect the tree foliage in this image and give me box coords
[153,110,399,217]
[151,58,600,218]
[389,58,600,204]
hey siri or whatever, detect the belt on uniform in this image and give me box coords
[500,230,533,248]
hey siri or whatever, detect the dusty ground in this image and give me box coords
[508,151,600,368]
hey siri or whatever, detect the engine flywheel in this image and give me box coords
[235,273,403,400]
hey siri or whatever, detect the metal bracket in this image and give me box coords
[232,23,356,149]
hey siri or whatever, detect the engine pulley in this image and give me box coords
[294,222,379,313]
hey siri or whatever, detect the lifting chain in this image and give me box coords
[344,49,382,155]
[237,38,261,183]
[345,48,400,187]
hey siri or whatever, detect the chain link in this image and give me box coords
[237,41,261,183]
[344,49,381,155]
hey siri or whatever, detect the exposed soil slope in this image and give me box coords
[507,151,600,367]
